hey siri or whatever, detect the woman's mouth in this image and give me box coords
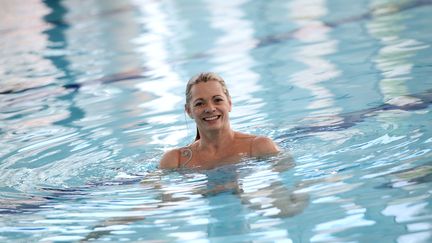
[203,115,221,121]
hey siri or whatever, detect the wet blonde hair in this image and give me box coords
[185,72,231,141]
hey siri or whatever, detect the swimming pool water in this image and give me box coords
[1,0,431,242]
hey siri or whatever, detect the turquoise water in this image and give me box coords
[1,0,432,242]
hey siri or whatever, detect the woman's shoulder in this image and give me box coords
[250,135,280,157]
[234,132,256,140]
[159,148,181,169]
[234,132,280,156]
[159,146,194,169]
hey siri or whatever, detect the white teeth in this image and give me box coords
[203,116,219,121]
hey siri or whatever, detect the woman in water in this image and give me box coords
[82,74,303,240]
[160,72,280,169]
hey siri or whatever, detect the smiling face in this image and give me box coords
[186,80,232,133]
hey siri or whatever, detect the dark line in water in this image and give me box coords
[1,1,148,96]
[0,177,146,214]
[0,69,149,95]
[153,0,432,65]
[275,89,432,141]
[326,0,432,27]
[42,0,71,74]
[39,0,87,129]
[257,0,432,48]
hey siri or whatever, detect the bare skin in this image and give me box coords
[160,80,280,169]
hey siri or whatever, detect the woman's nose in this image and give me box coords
[204,105,216,113]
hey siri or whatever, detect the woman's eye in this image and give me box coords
[215,98,223,102]
[194,102,203,107]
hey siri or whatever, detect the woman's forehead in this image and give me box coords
[190,81,225,98]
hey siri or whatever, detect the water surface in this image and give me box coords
[1,0,431,242]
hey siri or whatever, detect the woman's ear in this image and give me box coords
[228,99,232,112]
[185,104,193,119]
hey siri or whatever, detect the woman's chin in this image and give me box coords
[200,122,224,132]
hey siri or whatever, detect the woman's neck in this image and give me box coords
[197,128,235,153]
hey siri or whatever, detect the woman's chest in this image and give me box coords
[188,149,249,169]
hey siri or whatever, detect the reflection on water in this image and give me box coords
[367,0,430,102]
[288,0,351,145]
[0,156,308,242]
[0,1,54,94]
[1,0,432,242]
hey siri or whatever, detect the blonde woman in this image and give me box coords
[160,72,280,169]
